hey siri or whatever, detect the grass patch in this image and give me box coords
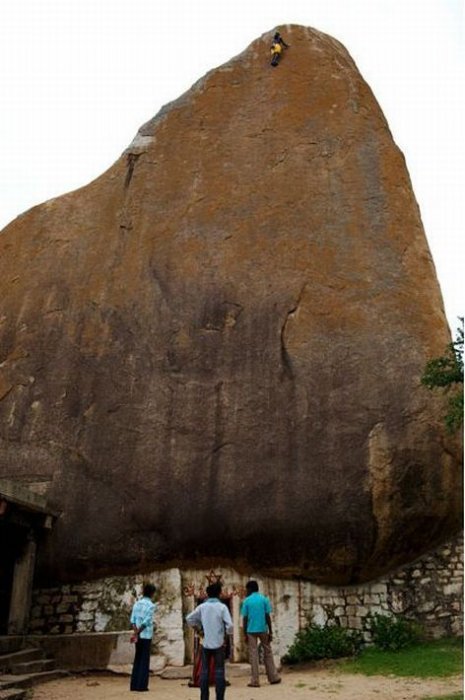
[340,637,463,678]
[422,694,463,700]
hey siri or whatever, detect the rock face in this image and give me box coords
[0,26,461,585]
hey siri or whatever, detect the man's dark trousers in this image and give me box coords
[130,638,151,691]
[200,646,226,700]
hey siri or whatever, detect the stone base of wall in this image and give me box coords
[30,532,463,668]
[28,632,134,671]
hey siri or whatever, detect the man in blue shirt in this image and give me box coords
[241,580,281,687]
[130,583,157,692]
[186,582,233,700]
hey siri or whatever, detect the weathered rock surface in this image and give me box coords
[0,25,461,584]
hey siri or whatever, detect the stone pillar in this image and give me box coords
[183,593,195,664]
[8,530,37,635]
[231,594,242,662]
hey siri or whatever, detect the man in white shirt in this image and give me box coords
[186,582,233,700]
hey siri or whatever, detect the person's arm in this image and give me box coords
[130,604,141,641]
[240,600,248,642]
[186,607,202,630]
[265,597,273,640]
[223,605,234,637]
[265,613,273,641]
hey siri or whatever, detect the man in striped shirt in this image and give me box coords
[130,583,157,692]
[186,582,233,700]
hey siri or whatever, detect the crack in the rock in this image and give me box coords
[280,283,307,380]
[124,153,141,189]
[212,441,232,455]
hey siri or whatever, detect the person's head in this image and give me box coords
[206,582,222,599]
[274,32,281,41]
[246,580,259,595]
[143,583,156,599]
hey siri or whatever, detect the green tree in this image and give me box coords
[422,318,463,433]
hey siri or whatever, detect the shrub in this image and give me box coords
[369,613,421,651]
[282,622,363,664]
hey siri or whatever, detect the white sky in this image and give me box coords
[1,0,463,332]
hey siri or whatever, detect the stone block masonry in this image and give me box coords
[31,569,184,666]
[299,533,463,643]
[30,533,463,668]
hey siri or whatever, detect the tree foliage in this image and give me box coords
[422,318,463,432]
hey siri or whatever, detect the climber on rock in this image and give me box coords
[270,32,289,67]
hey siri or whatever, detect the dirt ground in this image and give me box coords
[31,668,463,700]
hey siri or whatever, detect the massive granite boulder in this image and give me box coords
[0,26,461,585]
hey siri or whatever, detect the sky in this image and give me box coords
[1,0,463,332]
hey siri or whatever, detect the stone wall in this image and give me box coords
[30,533,463,667]
[30,569,185,666]
[299,534,463,642]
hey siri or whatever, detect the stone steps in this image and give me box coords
[0,689,27,700]
[0,641,23,658]
[0,648,45,673]
[0,636,68,697]
[0,670,68,690]
[10,659,55,675]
